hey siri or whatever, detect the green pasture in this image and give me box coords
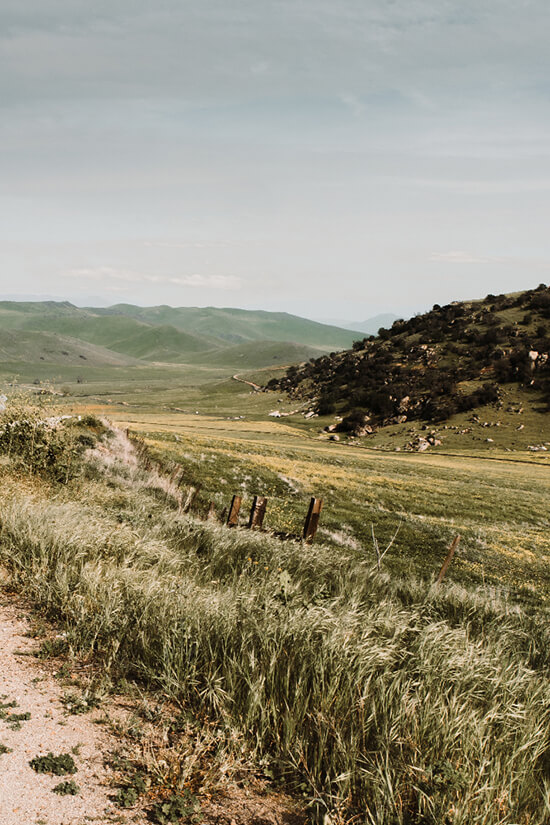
[96,400,550,606]
[2,354,549,604]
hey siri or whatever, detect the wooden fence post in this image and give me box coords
[169,465,183,486]
[227,495,242,527]
[248,496,267,529]
[436,535,460,584]
[207,501,218,522]
[303,497,323,544]
[182,486,199,514]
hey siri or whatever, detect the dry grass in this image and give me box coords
[0,421,549,824]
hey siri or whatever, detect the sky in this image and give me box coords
[1,0,550,321]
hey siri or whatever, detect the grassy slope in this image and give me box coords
[96,304,359,349]
[193,340,325,368]
[0,328,141,367]
[107,407,550,606]
[0,300,357,367]
[15,314,213,360]
[0,415,549,824]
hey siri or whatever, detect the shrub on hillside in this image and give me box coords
[0,398,91,482]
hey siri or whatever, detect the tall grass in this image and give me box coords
[1,460,549,825]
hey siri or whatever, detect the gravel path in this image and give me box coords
[0,594,145,825]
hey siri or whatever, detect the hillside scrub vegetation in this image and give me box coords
[0,396,108,482]
[269,285,550,433]
[0,404,549,824]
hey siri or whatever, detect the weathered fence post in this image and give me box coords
[182,486,199,514]
[169,465,183,486]
[207,501,218,522]
[303,497,323,544]
[227,495,242,527]
[436,535,461,584]
[248,496,267,529]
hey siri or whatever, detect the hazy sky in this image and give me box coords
[1,1,550,319]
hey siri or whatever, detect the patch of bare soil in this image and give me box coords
[0,583,307,825]
[0,592,148,825]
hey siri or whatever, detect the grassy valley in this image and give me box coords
[0,288,549,824]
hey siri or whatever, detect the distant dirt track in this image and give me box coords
[232,374,262,391]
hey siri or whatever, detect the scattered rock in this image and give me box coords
[355,425,373,437]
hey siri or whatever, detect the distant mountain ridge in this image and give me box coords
[0,300,359,368]
[316,313,400,335]
[347,314,401,335]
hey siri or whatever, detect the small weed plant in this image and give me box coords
[29,752,77,776]
[52,779,80,796]
[150,791,200,825]
[115,774,147,809]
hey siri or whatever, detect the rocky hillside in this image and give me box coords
[267,285,550,434]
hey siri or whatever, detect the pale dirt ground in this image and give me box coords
[0,588,305,825]
[0,593,147,825]
[0,427,306,825]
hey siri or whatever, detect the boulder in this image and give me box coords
[355,425,373,437]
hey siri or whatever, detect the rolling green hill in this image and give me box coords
[2,310,211,361]
[0,328,140,367]
[0,301,358,367]
[193,340,325,369]
[95,304,358,349]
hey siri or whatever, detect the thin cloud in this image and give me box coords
[64,267,243,290]
[340,93,364,118]
[430,251,506,265]
[142,241,235,250]
[430,251,550,269]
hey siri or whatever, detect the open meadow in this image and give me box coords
[1,360,550,824]
[50,360,550,606]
